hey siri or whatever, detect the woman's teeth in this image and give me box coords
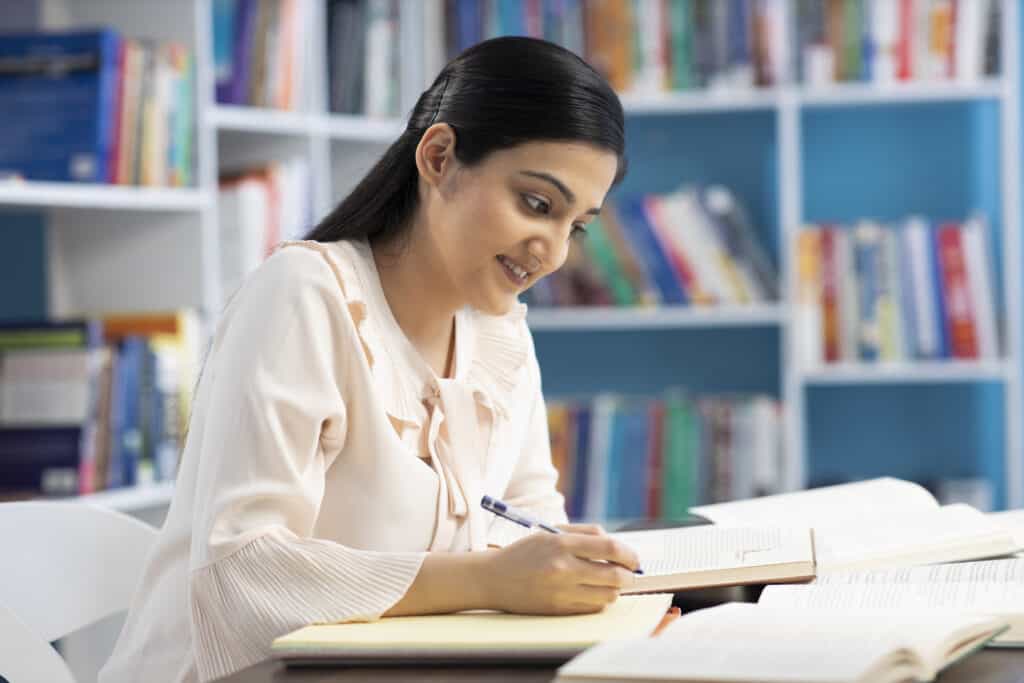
[498,255,528,281]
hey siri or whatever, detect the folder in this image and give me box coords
[272,593,673,666]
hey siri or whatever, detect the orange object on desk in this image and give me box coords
[651,607,681,637]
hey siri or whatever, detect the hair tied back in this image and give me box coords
[428,75,450,126]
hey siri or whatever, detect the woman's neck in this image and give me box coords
[372,229,460,378]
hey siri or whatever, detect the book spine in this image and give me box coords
[853,222,882,361]
[936,223,979,359]
[820,226,841,363]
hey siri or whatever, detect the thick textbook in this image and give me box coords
[691,477,1021,573]
[272,593,672,665]
[555,602,1007,683]
[613,525,815,594]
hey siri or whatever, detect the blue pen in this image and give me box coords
[480,495,644,575]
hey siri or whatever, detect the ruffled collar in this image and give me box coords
[330,239,531,425]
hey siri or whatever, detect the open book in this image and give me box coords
[272,593,671,665]
[555,602,1007,683]
[691,478,1021,573]
[989,509,1024,550]
[612,525,815,593]
[760,557,1024,647]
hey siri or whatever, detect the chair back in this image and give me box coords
[0,501,157,682]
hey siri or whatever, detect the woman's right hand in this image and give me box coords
[481,527,642,615]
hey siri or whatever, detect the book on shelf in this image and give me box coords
[692,477,1022,574]
[547,392,787,523]
[213,0,306,110]
[0,312,199,499]
[0,29,194,186]
[272,592,673,665]
[325,0,1000,116]
[554,602,1007,683]
[218,159,313,297]
[524,185,778,309]
[760,556,1024,647]
[795,215,999,367]
[796,0,1000,86]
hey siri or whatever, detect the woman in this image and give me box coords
[100,36,640,683]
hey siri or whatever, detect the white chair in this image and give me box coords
[0,501,157,683]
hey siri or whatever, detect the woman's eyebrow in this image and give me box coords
[518,170,601,215]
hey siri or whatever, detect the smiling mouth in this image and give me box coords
[496,255,530,284]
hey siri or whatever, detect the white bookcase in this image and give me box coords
[2,0,1020,511]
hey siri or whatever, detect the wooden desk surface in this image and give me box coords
[218,649,1024,682]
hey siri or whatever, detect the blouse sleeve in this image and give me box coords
[185,248,426,681]
[486,352,569,548]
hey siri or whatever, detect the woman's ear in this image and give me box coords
[415,123,458,190]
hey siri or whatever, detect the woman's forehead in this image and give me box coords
[484,142,618,193]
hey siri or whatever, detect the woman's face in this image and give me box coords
[424,135,619,316]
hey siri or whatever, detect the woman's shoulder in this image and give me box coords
[241,239,365,302]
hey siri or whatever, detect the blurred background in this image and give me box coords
[0,0,1018,534]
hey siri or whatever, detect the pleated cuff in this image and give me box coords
[190,528,425,681]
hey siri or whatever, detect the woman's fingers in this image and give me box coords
[566,584,620,611]
[568,555,636,590]
[559,532,642,573]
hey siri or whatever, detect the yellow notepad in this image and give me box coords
[272,593,673,665]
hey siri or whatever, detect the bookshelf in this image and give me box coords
[1,0,1021,510]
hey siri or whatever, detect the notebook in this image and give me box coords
[272,592,672,665]
[612,525,816,593]
[555,602,1008,683]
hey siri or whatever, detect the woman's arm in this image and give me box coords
[386,529,641,617]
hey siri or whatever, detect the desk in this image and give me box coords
[218,650,1024,682]
[217,519,1024,682]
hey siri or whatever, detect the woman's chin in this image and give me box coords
[472,293,519,317]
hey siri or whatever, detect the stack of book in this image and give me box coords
[218,159,313,298]
[547,391,787,523]
[796,0,1002,86]
[524,186,778,308]
[0,29,195,185]
[795,215,999,367]
[0,312,201,499]
[556,478,1024,682]
[213,0,306,109]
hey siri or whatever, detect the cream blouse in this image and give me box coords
[99,239,567,683]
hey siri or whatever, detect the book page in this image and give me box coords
[273,593,672,653]
[612,526,812,576]
[813,504,1019,572]
[556,603,939,682]
[690,477,938,527]
[760,559,1024,642]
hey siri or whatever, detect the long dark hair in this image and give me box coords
[306,36,627,245]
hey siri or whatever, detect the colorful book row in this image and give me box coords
[524,186,778,308]
[213,0,306,109]
[796,0,1001,85]
[795,215,999,366]
[0,29,195,186]
[0,313,200,499]
[547,392,788,522]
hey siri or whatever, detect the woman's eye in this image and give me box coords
[524,194,550,215]
[570,224,588,239]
